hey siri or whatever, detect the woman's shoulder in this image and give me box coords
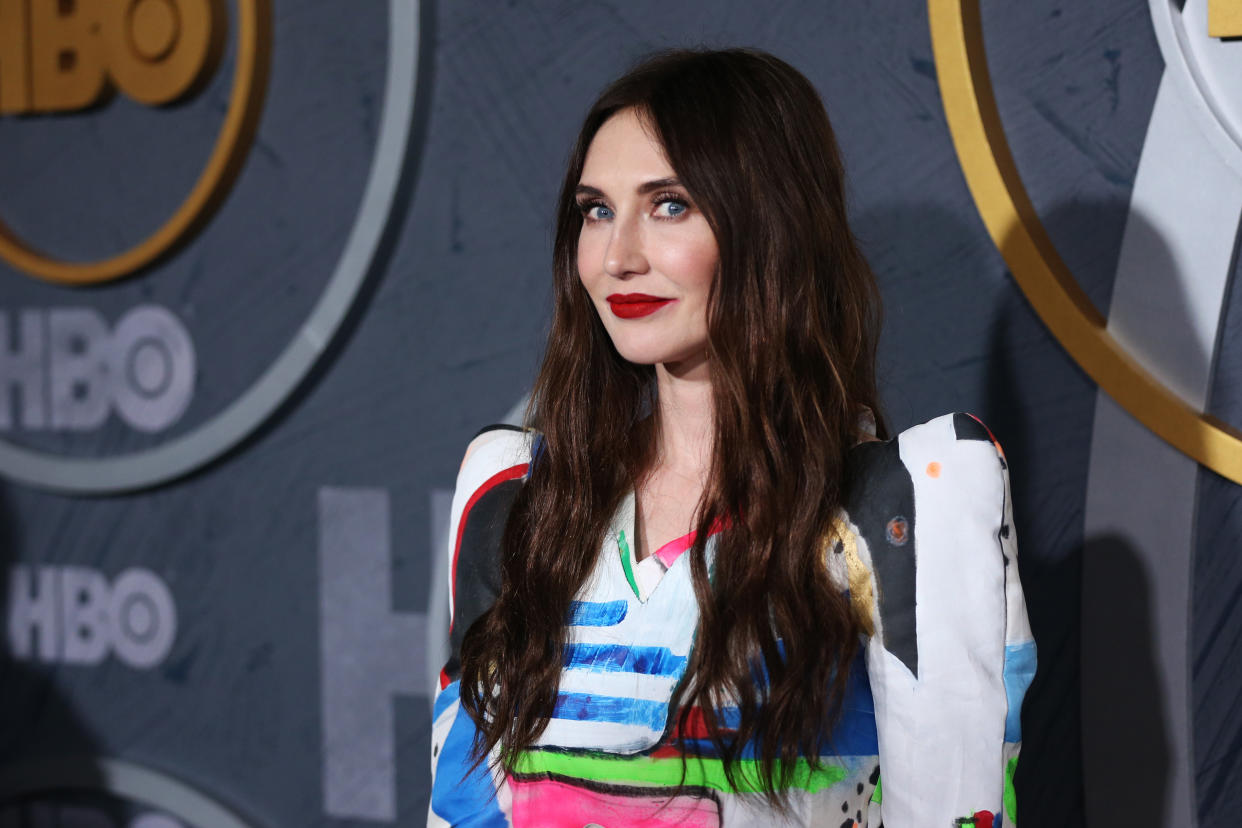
[445,425,539,626]
[841,410,1009,553]
[455,424,539,491]
[845,411,1007,488]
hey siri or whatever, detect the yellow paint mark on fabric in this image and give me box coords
[830,519,876,636]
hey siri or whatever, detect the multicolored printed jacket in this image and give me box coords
[429,413,1036,827]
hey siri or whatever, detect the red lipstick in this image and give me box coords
[606,293,675,319]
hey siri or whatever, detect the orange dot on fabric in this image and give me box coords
[926,461,941,478]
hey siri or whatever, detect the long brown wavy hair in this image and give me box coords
[459,48,888,804]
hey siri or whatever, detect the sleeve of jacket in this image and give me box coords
[428,426,532,827]
[845,412,1035,827]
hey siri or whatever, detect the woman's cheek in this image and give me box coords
[651,225,719,291]
[576,238,602,296]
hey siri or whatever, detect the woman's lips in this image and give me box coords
[606,293,675,319]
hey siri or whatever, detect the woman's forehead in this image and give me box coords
[579,108,675,189]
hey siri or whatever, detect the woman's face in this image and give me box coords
[575,108,719,374]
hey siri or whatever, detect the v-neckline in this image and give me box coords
[612,491,718,603]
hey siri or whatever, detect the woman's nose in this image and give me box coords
[603,217,648,278]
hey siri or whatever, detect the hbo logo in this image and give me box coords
[7,565,176,669]
[0,0,222,114]
[0,305,196,432]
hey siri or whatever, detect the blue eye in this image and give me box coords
[653,194,689,219]
[580,201,613,222]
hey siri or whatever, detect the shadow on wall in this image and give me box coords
[0,485,120,823]
[994,202,1184,827]
[1079,532,1170,826]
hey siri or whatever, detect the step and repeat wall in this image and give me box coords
[1,1,1239,826]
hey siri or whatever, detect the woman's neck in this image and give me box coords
[653,353,713,476]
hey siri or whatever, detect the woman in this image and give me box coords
[430,49,1034,827]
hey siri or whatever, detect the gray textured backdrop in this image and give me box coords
[0,1,1238,826]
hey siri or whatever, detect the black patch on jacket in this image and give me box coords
[443,477,522,682]
[952,412,991,442]
[845,438,918,676]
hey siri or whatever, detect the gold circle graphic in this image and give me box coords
[929,0,1242,485]
[0,0,271,285]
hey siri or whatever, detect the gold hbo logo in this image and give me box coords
[0,0,223,113]
[0,0,267,285]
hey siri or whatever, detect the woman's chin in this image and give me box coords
[612,342,708,375]
[611,345,665,366]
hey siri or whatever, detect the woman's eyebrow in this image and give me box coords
[575,178,683,199]
[636,177,681,193]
